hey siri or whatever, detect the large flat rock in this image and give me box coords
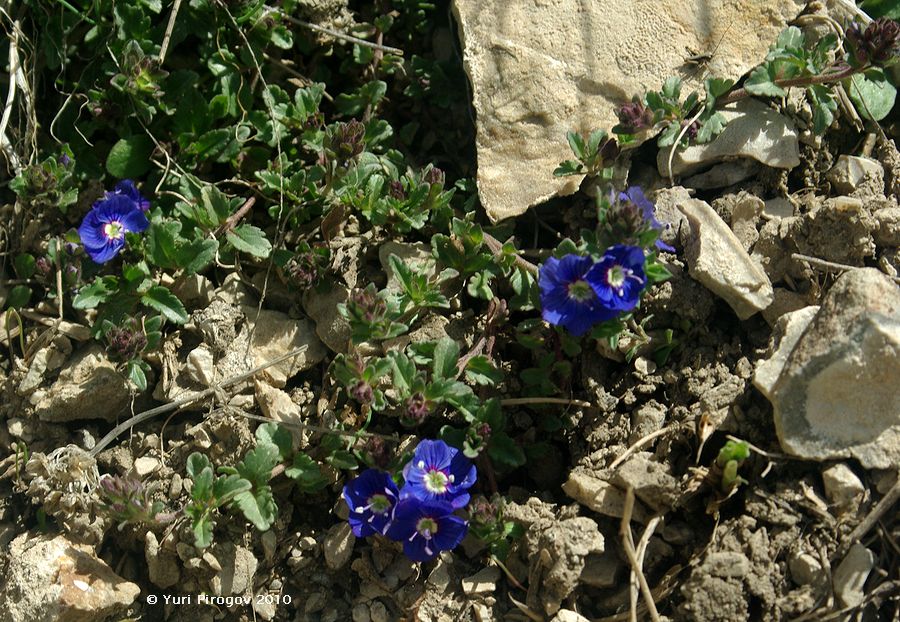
[769,269,900,468]
[453,0,805,222]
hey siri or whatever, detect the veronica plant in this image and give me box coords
[342,439,475,562]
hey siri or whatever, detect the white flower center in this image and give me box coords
[103,221,125,240]
[424,469,450,494]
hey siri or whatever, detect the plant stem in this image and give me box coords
[482,232,540,276]
[717,64,865,106]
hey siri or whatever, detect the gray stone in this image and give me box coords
[579,550,621,588]
[369,601,389,622]
[461,566,500,596]
[33,345,130,422]
[763,197,795,219]
[0,533,140,622]
[208,543,257,596]
[133,456,159,478]
[761,288,814,327]
[682,159,761,190]
[679,198,774,319]
[378,241,436,291]
[453,0,805,221]
[302,284,351,354]
[352,603,371,622]
[186,344,215,386]
[658,100,800,178]
[611,452,680,513]
[729,194,763,251]
[821,463,865,512]
[769,269,900,468]
[145,531,180,589]
[873,206,900,246]
[529,516,604,616]
[832,544,874,608]
[254,381,306,448]
[788,551,825,587]
[323,522,355,570]
[552,610,592,622]
[244,309,328,387]
[562,471,649,523]
[827,155,884,196]
[753,306,819,400]
[651,186,692,250]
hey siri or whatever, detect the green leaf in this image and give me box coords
[232,486,277,531]
[186,452,212,481]
[106,135,154,178]
[774,26,804,53]
[846,69,897,122]
[13,254,35,279]
[6,285,31,310]
[191,515,214,549]
[566,131,586,160]
[432,337,460,381]
[553,160,583,177]
[212,473,252,503]
[861,0,900,19]
[744,65,786,98]
[73,278,116,309]
[141,285,188,323]
[465,356,503,385]
[125,360,147,392]
[808,84,838,134]
[327,449,358,470]
[256,423,293,460]
[226,224,272,258]
[178,237,218,274]
[285,453,328,492]
[488,433,526,468]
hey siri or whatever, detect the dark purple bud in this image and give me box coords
[350,286,386,323]
[470,496,497,524]
[405,392,430,424]
[106,322,148,361]
[616,100,654,133]
[388,180,406,200]
[58,153,72,167]
[423,166,445,186]
[350,380,374,404]
[35,256,52,276]
[285,252,319,289]
[476,422,492,440]
[363,436,391,469]
[334,119,366,161]
[847,17,900,66]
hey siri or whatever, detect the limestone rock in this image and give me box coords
[679,198,774,318]
[323,522,355,570]
[145,531,180,589]
[208,543,258,596]
[873,206,900,246]
[832,544,874,608]
[452,0,805,221]
[302,284,351,354]
[753,306,819,400]
[33,345,130,422]
[378,241,436,291]
[769,268,900,468]
[659,100,800,178]
[254,380,307,448]
[827,155,884,196]
[529,516,604,616]
[562,471,649,523]
[0,533,140,622]
[246,309,328,387]
[461,566,500,596]
[821,463,865,512]
[788,551,825,587]
[552,611,592,622]
[611,452,680,513]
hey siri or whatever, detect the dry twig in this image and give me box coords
[620,487,662,622]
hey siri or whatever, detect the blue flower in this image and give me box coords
[618,186,675,252]
[385,498,468,562]
[539,255,618,337]
[586,244,647,313]
[401,440,476,510]
[342,469,401,538]
[110,179,151,212]
[78,193,149,264]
